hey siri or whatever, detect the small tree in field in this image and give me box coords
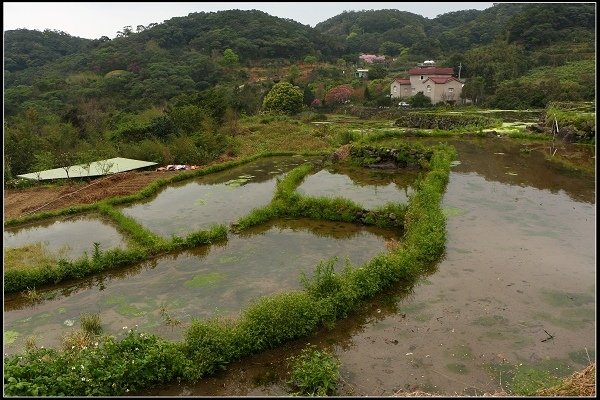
[262,82,303,115]
[325,84,353,106]
[77,150,98,178]
[57,151,77,179]
[304,55,317,64]
[97,159,115,176]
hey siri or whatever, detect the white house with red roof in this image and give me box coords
[391,63,464,104]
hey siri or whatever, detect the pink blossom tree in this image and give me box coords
[325,84,353,105]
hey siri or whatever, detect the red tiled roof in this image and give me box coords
[423,76,461,84]
[408,67,454,75]
[394,78,411,85]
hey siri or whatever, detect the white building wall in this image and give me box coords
[390,83,412,99]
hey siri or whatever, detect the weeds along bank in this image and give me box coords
[3,142,456,396]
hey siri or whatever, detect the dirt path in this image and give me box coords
[3,170,181,220]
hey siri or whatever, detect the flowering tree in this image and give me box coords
[325,84,353,105]
[310,98,322,108]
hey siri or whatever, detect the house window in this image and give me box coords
[393,86,397,93]
[448,87,454,93]
[411,88,416,92]
[420,75,424,80]
[426,85,431,93]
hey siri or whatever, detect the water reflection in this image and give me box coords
[416,138,595,203]
[297,163,420,209]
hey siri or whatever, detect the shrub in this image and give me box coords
[287,345,341,396]
[238,292,324,352]
[325,84,353,105]
[183,319,241,379]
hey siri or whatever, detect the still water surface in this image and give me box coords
[296,163,419,209]
[4,214,128,259]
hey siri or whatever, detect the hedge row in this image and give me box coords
[395,112,498,130]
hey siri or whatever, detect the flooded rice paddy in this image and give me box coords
[136,138,596,396]
[4,218,398,355]
[119,156,318,237]
[4,214,128,260]
[3,140,595,396]
[296,163,419,209]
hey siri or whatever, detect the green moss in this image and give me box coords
[444,344,473,360]
[483,362,517,386]
[400,302,429,314]
[4,330,19,345]
[184,272,224,288]
[539,289,595,307]
[568,348,595,365]
[484,360,569,395]
[413,313,434,322]
[441,207,464,217]
[534,308,595,329]
[116,304,147,317]
[471,315,509,326]
[104,294,127,306]
[479,330,532,349]
[217,255,243,264]
[511,366,561,395]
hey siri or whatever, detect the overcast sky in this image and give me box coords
[4,2,495,40]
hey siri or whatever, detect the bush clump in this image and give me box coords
[287,345,341,396]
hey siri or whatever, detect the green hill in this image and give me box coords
[3,4,595,178]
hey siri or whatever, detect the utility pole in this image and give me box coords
[458,62,462,80]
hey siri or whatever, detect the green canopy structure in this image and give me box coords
[17,157,158,181]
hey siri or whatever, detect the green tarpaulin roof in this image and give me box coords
[17,157,158,181]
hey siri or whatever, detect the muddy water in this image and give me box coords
[139,138,595,396]
[119,156,322,237]
[3,214,128,259]
[3,219,398,356]
[296,163,420,209]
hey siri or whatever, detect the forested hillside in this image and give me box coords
[3,3,596,179]
[4,28,94,73]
